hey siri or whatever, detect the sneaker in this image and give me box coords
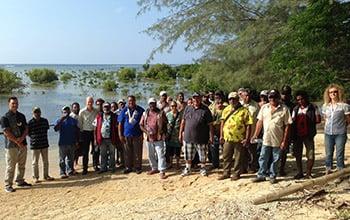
[147,170,159,175]
[33,178,40,184]
[294,173,304,180]
[4,186,16,193]
[270,177,278,184]
[231,175,240,181]
[252,176,266,183]
[200,168,208,177]
[181,168,191,177]
[44,176,55,181]
[123,168,132,174]
[94,166,100,172]
[17,181,32,187]
[60,174,68,179]
[159,172,167,179]
[217,175,230,181]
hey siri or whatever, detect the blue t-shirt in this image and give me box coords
[55,116,78,146]
[118,105,144,137]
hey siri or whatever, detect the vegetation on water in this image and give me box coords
[102,80,118,91]
[0,68,23,93]
[118,67,136,82]
[26,68,58,84]
[60,72,74,83]
[143,63,176,81]
[138,0,350,99]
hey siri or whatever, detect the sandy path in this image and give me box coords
[0,134,349,220]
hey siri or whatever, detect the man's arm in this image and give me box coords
[251,119,263,140]
[242,124,252,147]
[280,124,291,149]
[219,120,225,144]
[179,119,185,143]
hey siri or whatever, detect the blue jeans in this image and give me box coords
[325,133,348,170]
[147,141,166,172]
[100,139,116,171]
[208,136,220,168]
[257,145,281,178]
[59,145,74,175]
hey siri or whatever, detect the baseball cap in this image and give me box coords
[192,92,201,97]
[228,92,239,99]
[260,90,268,96]
[148,97,157,104]
[268,89,280,98]
[32,107,41,113]
[117,99,125,104]
[62,106,70,111]
[159,91,167,96]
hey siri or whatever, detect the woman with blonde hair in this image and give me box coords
[322,84,350,175]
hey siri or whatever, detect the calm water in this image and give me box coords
[0,64,180,156]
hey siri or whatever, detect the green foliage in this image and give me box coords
[142,63,150,71]
[60,72,74,83]
[175,64,200,79]
[118,68,136,82]
[144,64,176,80]
[102,80,117,91]
[0,68,23,93]
[26,68,58,84]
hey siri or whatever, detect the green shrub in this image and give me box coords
[0,68,23,93]
[118,68,136,82]
[60,72,74,83]
[175,64,200,79]
[26,68,58,83]
[102,80,117,91]
[144,64,176,80]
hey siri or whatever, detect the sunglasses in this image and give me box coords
[329,90,338,94]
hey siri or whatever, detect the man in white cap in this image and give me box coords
[157,91,170,113]
[218,92,253,181]
[140,98,168,179]
[251,89,292,184]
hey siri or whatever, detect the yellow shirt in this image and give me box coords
[221,105,253,142]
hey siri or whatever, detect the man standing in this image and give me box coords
[93,102,118,173]
[70,102,82,168]
[251,90,292,184]
[1,97,31,192]
[218,92,253,181]
[140,98,168,179]
[54,106,79,179]
[79,97,99,174]
[157,91,170,113]
[176,92,187,112]
[118,95,145,174]
[179,92,214,177]
[241,89,260,173]
[28,107,54,183]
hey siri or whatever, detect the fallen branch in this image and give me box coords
[252,168,350,205]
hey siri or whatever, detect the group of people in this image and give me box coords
[1,83,349,193]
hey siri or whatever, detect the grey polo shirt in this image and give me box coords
[183,104,213,144]
[1,111,28,148]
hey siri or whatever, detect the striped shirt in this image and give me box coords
[28,117,50,149]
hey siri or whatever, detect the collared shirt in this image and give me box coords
[0,111,27,148]
[242,100,259,137]
[28,117,50,149]
[118,105,145,137]
[221,105,253,142]
[78,107,98,131]
[257,103,292,147]
[55,116,78,146]
[70,112,79,120]
[183,104,213,144]
[322,102,350,135]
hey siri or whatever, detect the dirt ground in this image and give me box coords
[0,134,349,220]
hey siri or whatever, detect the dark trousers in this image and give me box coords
[208,143,220,168]
[242,143,258,172]
[124,136,143,170]
[81,130,99,171]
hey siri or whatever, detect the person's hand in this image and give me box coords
[250,136,257,144]
[280,141,286,150]
[94,140,97,147]
[219,136,225,145]
[241,139,250,148]
[178,133,183,143]
[209,136,214,145]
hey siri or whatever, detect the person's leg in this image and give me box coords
[59,145,67,175]
[279,146,288,176]
[293,138,304,177]
[155,141,167,172]
[4,148,18,188]
[32,149,40,180]
[174,147,181,169]
[270,147,281,179]
[232,142,244,178]
[147,141,158,171]
[257,145,271,178]
[41,148,50,179]
[182,143,195,175]
[124,138,133,170]
[133,136,143,171]
[91,132,100,169]
[100,140,108,171]
[221,141,234,177]
[211,140,220,169]
[196,144,208,176]
[80,131,89,172]
[108,141,116,171]
[15,146,27,184]
[248,143,258,172]
[324,134,335,172]
[335,133,347,170]
[304,137,315,177]
[66,145,74,174]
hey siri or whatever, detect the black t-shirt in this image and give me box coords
[0,111,27,148]
[28,117,50,149]
[183,104,213,144]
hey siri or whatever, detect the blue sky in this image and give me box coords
[0,0,201,64]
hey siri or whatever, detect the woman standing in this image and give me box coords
[322,84,350,174]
